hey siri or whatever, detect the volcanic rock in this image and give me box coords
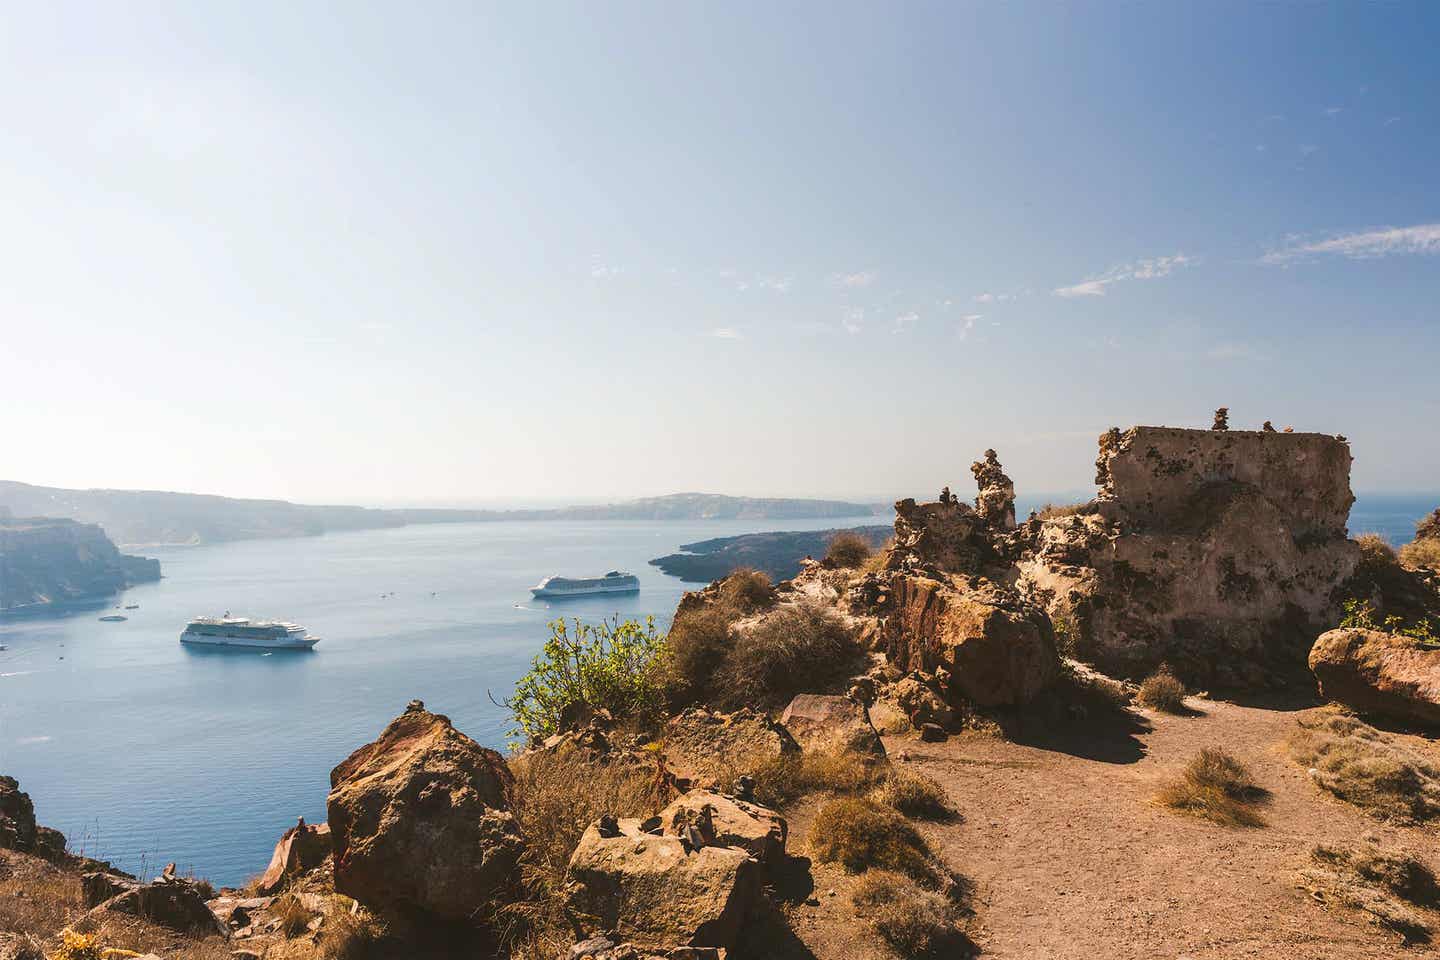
[256,818,332,895]
[779,694,884,755]
[659,790,787,864]
[1309,627,1440,728]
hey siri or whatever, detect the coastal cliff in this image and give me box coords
[0,517,160,612]
[650,524,892,582]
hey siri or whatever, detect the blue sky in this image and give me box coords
[1,2,1436,504]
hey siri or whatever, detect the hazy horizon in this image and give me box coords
[3,3,1437,503]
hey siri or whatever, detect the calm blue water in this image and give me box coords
[0,516,869,886]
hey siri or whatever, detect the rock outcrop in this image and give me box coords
[0,777,38,855]
[659,790,787,865]
[663,708,800,788]
[1309,628,1440,728]
[85,866,227,936]
[0,517,160,611]
[327,701,522,922]
[564,811,763,950]
[971,449,1017,531]
[779,694,884,755]
[256,818,332,895]
[1016,426,1360,682]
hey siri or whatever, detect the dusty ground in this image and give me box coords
[782,694,1440,960]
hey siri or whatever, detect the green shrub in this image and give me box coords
[1136,665,1188,713]
[503,616,666,743]
[809,797,936,883]
[826,532,874,568]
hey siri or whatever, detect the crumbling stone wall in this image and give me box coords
[1017,426,1360,685]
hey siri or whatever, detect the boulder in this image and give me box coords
[779,694,884,755]
[89,876,227,936]
[82,870,140,907]
[256,819,332,895]
[1309,628,1440,728]
[327,701,522,921]
[564,817,761,950]
[873,674,956,730]
[0,777,37,854]
[663,708,800,788]
[884,576,1059,706]
[659,790,786,864]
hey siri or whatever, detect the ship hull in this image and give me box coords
[530,583,640,599]
[180,630,319,650]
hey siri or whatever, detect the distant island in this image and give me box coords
[650,524,893,582]
[0,516,161,613]
[0,482,882,547]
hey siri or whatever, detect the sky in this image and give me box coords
[1,2,1437,506]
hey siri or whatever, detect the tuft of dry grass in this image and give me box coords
[272,893,315,939]
[1136,665,1188,713]
[318,901,389,960]
[1288,710,1440,822]
[1035,501,1093,520]
[810,797,937,884]
[851,869,964,957]
[745,750,886,809]
[501,742,663,956]
[713,603,863,710]
[871,768,956,822]
[1156,748,1268,827]
[716,567,776,613]
[0,859,81,941]
[1400,538,1440,572]
[826,532,874,568]
[1303,842,1440,943]
[657,606,733,707]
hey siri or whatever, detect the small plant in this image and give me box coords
[851,869,964,956]
[1400,537,1440,572]
[1136,665,1188,713]
[502,616,667,743]
[320,900,388,960]
[713,603,863,710]
[748,750,885,808]
[1289,710,1440,822]
[1339,598,1440,648]
[52,930,102,960]
[871,768,956,821]
[273,893,314,938]
[1303,843,1440,943]
[1156,748,1267,827]
[826,531,874,568]
[809,797,937,883]
[716,567,775,613]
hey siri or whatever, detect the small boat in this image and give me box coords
[531,570,640,599]
[98,615,128,622]
[181,616,319,650]
[124,604,139,610]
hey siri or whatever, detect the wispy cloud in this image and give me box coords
[590,264,622,279]
[973,291,1018,304]
[1053,254,1194,298]
[707,327,743,340]
[891,312,919,334]
[1263,223,1440,264]
[840,307,864,334]
[957,314,981,340]
[833,271,875,288]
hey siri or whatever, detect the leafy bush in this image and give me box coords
[1339,598,1440,647]
[826,531,874,568]
[1156,748,1267,827]
[810,797,936,883]
[1288,710,1440,822]
[713,603,863,709]
[871,768,956,821]
[851,870,964,957]
[504,616,667,743]
[1136,665,1188,713]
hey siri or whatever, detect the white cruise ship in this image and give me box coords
[180,616,320,650]
[530,570,640,599]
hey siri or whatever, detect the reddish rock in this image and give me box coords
[659,790,787,865]
[256,819,332,895]
[1309,628,1440,728]
[327,701,522,921]
[779,694,884,755]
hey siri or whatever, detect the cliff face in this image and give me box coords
[0,518,161,612]
[1017,427,1359,683]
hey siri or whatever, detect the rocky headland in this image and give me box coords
[0,517,160,613]
[649,525,892,583]
[6,416,1440,960]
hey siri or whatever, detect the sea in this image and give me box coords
[0,494,1433,886]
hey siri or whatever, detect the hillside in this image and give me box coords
[650,524,893,582]
[0,517,160,612]
[0,482,881,547]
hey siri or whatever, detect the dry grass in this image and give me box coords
[713,603,864,710]
[1302,842,1440,943]
[1035,501,1093,519]
[745,750,886,809]
[1136,665,1188,713]
[273,893,315,939]
[0,856,81,940]
[1156,748,1268,827]
[658,606,733,706]
[826,532,874,568]
[1400,538,1440,571]
[809,797,937,884]
[716,567,776,613]
[1289,710,1440,822]
[318,901,389,960]
[871,768,956,822]
[851,869,964,957]
[502,742,663,955]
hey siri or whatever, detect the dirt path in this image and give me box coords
[886,697,1439,959]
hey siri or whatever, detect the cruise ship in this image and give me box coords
[530,570,640,599]
[180,616,320,650]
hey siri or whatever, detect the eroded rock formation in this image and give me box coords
[0,518,160,612]
[256,818,332,895]
[1309,628,1440,728]
[1016,426,1360,683]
